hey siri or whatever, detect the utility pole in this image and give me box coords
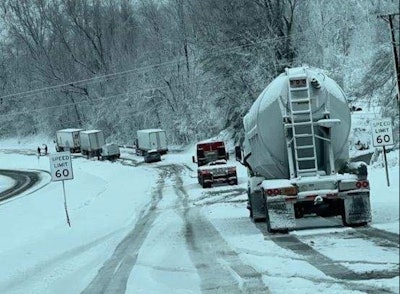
[378,13,399,104]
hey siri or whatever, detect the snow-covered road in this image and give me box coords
[0,143,398,294]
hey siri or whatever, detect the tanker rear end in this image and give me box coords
[237,66,371,232]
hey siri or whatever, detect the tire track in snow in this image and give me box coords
[81,169,166,294]
[193,187,247,207]
[169,165,268,294]
[256,223,398,293]
[354,226,399,246]
[0,169,41,202]
[312,217,400,248]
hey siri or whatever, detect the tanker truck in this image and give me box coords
[235,66,371,233]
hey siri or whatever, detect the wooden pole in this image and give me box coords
[378,13,400,103]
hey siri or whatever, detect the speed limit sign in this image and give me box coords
[49,151,74,181]
[371,118,394,147]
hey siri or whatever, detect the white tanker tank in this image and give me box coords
[236,66,371,233]
[243,66,351,179]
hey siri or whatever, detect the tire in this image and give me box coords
[202,181,211,189]
[294,205,304,219]
[248,199,253,218]
[266,216,273,233]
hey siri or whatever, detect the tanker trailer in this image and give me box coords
[235,66,371,233]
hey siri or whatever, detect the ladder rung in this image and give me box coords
[290,86,309,92]
[297,156,316,161]
[295,134,313,138]
[291,98,310,103]
[296,145,315,150]
[292,109,311,115]
[293,121,313,126]
[298,168,318,173]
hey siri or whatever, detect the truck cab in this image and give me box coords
[193,141,237,188]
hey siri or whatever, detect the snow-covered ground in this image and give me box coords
[0,134,398,293]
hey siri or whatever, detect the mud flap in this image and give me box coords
[266,198,296,231]
[249,191,266,221]
[343,193,371,225]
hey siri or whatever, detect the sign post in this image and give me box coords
[371,118,394,187]
[49,151,74,227]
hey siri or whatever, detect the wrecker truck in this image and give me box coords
[193,141,238,188]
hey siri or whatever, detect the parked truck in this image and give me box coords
[135,129,168,156]
[55,128,84,153]
[235,66,371,232]
[193,141,238,188]
[80,130,105,158]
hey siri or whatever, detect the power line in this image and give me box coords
[0,56,299,120]
[0,31,310,102]
[0,58,179,100]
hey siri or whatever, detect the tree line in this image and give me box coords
[0,0,398,145]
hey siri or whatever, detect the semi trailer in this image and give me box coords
[80,130,105,158]
[236,66,371,232]
[55,128,84,153]
[135,129,168,156]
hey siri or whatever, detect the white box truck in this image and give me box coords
[55,128,84,153]
[80,130,105,158]
[135,129,168,156]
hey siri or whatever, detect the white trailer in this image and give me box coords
[236,66,371,232]
[55,128,84,153]
[80,130,105,158]
[135,129,168,156]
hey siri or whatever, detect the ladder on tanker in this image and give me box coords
[288,76,318,177]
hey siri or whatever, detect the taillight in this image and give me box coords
[228,167,236,173]
[266,189,281,196]
[200,170,210,175]
[356,181,369,189]
[339,180,369,191]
